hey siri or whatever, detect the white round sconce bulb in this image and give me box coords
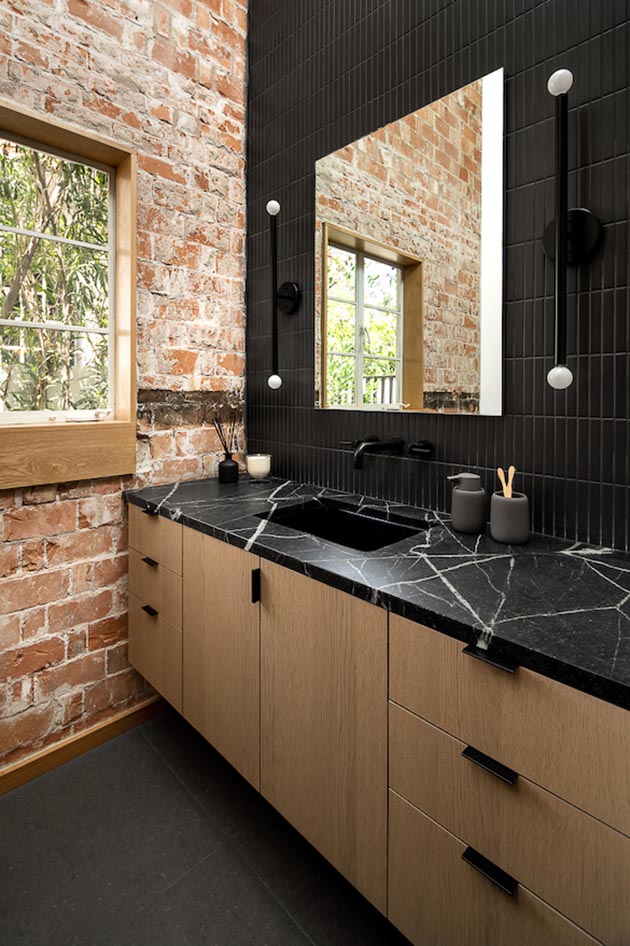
[547,69,574,96]
[266,199,281,216]
[547,364,574,390]
[268,374,282,390]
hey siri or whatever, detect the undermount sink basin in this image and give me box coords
[256,498,429,552]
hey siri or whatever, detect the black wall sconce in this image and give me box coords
[265,199,300,389]
[543,69,604,390]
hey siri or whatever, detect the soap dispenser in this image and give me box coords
[447,473,487,533]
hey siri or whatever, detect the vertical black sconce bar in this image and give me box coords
[543,69,604,390]
[265,199,300,390]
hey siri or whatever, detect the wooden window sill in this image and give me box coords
[0,420,136,489]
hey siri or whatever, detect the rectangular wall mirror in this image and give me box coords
[314,68,504,415]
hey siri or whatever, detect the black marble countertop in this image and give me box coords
[126,477,630,711]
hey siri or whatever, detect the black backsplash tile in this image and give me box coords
[246,0,630,550]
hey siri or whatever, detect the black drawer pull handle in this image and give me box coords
[461,847,518,896]
[141,604,159,617]
[462,643,519,674]
[461,746,518,786]
[142,556,158,568]
[142,506,158,517]
[251,567,261,604]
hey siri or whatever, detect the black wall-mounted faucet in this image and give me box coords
[341,436,406,470]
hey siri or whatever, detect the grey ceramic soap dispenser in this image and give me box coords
[447,473,487,533]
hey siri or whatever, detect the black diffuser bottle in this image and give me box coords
[213,414,239,484]
[218,452,238,483]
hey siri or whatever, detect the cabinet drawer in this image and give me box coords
[128,592,182,712]
[390,702,629,946]
[128,549,182,628]
[128,504,182,575]
[389,791,599,946]
[390,615,630,835]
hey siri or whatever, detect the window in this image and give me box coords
[326,244,403,409]
[0,137,114,422]
[0,99,136,489]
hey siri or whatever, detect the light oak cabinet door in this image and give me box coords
[389,791,600,946]
[260,561,388,913]
[128,593,182,712]
[183,531,261,789]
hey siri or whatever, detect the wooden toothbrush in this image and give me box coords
[506,465,516,499]
[497,467,508,496]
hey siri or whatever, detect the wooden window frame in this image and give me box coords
[321,223,424,411]
[0,99,136,488]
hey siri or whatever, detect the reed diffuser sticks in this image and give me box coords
[212,414,237,457]
[213,414,239,484]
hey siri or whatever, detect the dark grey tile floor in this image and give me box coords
[0,708,411,946]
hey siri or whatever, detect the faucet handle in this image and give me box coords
[340,436,377,448]
[409,440,434,459]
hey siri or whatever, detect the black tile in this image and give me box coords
[246,0,630,550]
[93,839,312,946]
[0,729,222,946]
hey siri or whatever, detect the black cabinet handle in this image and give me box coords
[251,568,261,604]
[462,643,519,674]
[141,604,159,617]
[142,556,158,568]
[461,745,518,786]
[461,847,518,896]
[142,506,158,517]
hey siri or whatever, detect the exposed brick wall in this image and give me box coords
[316,78,482,411]
[0,0,247,769]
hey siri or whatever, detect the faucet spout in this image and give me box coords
[352,437,405,470]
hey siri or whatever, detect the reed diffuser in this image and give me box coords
[212,414,239,484]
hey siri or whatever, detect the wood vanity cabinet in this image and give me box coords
[127,509,629,946]
[259,561,388,913]
[389,614,630,946]
[182,529,261,789]
[128,506,183,711]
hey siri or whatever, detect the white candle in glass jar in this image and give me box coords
[246,454,271,479]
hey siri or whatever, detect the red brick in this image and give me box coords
[0,704,57,757]
[48,589,112,634]
[3,501,76,540]
[0,615,20,649]
[1,0,246,769]
[46,527,113,566]
[88,613,127,651]
[0,543,19,578]
[36,652,106,699]
[0,636,65,680]
[77,496,122,529]
[67,0,123,41]
[106,641,129,675]
[0,570,69,615]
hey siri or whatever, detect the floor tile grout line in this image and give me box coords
[137,723,327,946]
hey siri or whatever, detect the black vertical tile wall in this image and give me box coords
[246,0,630,550]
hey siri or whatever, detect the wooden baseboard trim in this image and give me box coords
[0,695,165,797]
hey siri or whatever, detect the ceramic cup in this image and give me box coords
[490,491,530,544]
[246,453,271,479]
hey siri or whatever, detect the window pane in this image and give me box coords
[0,139,109,245]
[327,354,355,406]
[0,232,108,330]
[0,326,109,412]
[364,307,398,359]
[363,357,398,406]
[326,299,355,354]
[364,257,399,309]
[327,245,355,300]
